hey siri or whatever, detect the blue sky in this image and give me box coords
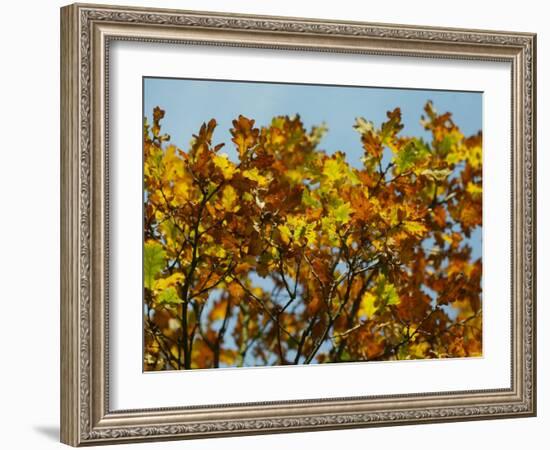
[144,77,482,168]
[143,77,482,261]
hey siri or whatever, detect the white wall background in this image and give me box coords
[0,0,545,448]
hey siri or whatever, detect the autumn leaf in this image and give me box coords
[277,224,292,245]
[213,153,238,180]
[231,115,259,159]
[353,117,374,135]
[402,220,428,238]
[221,185,239,212]
[152,106,167,139]
[155,272,184,291]
[380,107,404,145]
[466,182,482,197]
[242,167,270,187]
[359,291,377,318]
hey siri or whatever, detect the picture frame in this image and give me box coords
[60,2,536,446]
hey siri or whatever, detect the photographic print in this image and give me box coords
[143,78,483,371]
[61,5,536,444]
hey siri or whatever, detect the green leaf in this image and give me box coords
[157,287,183,305]
[144,241,166,290]
[384,283,400,305]
[340,349,352,361]
[372,275,401,308]
[331,202,353,224]
[438,129,463,155]
[302,189,321,208]
[322,158,343,182]
[322,155,360,186]
[394,139,430,173]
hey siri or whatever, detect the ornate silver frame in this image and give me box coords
[60,3,536,446]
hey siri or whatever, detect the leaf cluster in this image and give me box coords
[143,102,482,370]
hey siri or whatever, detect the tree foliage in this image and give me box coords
[143,102,482,370]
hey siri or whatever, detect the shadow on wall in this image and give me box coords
[33,425,59,442]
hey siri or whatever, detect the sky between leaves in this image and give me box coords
[143,77,482,260]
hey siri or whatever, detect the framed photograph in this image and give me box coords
[60,3,536,446]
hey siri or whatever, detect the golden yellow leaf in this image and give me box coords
[358,292,377,318]
[242,167,269,186]
[466,182,482,197]
[277,224,292,244]
[221,185,239,212]
[155,272,184,291]
[213,154,238,180]
[402,220,427,237]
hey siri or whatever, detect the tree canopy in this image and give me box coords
[143,101,482,370]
